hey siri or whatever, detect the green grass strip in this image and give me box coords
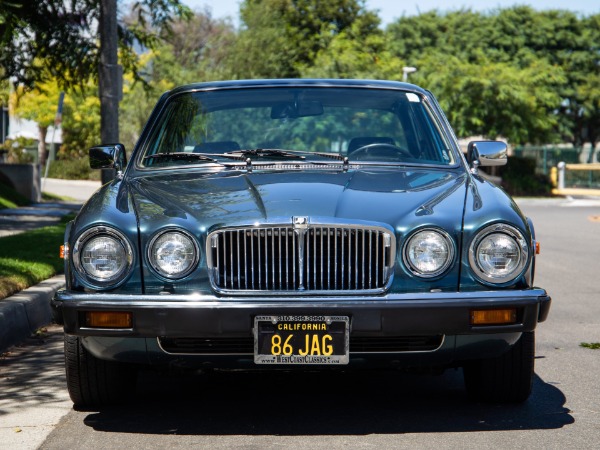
[0,218,70,300]
[580,342,600,350]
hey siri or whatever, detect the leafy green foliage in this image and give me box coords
[119,11,236,151]
[416,54,565,144]
[155,9,236,83]
[59,83,101,159]
[302,14,402,80]
[231,0,378,78]
[496,156,552,196]
[0,0,191,90]
[387,7,599,147]
[10,80,66,163]
[0,137,37,164]
[47,156,100,181]
[3,2,599,164]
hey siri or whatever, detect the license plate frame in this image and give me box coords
[254,315,349,365]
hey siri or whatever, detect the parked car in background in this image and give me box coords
[53,79,551,406]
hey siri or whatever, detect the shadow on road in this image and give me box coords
[81,368,573,435]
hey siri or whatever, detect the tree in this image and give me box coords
[117,9,237,152]
[119,52,173,151]
[300,12,404,79]
[60,84,101,160]
[0,0,191,90]
[156,8,236,83]
[230,0,379,78]
[0,0,190,182]
[10,81,65,164]
[486,8,599,149]
[386,7,597,147]
[415,54,565,144]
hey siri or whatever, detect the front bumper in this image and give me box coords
[53,288,551,338]
[53,289,550,368]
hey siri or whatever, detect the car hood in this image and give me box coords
[128,167,468,231]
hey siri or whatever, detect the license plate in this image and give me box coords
[254,315,349,365]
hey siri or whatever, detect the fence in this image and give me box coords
[514,146,600,195]
[552,163,600,196]
[513,146,585,175]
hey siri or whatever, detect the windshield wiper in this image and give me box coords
[309,151,345,161]
[144,152,221,163]
[225,148,306,160]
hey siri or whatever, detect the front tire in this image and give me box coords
[64,334,137,407]
[463,331,535,403]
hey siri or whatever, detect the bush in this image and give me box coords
[47,156,100,181]
[0,137,37,163]
[497,156,552,196]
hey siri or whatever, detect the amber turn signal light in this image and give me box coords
[85,311,133,328]
[536,242,541,254]
[470,309,517,326]
[60,245,65,259]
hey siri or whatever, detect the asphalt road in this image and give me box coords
[1,197,598,449]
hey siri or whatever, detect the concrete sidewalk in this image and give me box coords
[0,202,81,237]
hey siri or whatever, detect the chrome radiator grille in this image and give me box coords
[208,223,394,294]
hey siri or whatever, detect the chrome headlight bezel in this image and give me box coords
[402,228,456,278]
[72,226,134,289]
[469,223,529,285]
[147,229,200,280]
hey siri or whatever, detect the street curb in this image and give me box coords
[0,275,65,353]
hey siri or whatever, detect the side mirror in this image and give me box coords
[467,141,507,170]
[89,144,127,172]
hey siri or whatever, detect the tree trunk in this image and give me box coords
[38,125,48,165]
[99,0,120,184]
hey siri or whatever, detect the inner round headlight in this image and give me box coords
[403,229,454,277]
[469,224,529,284]
[148,230,198,279]
[73,227,133,286]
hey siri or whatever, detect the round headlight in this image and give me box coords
[403,229,455,277]
[73,227,133,286]
[148,230,198,279]
[469,224,529,284]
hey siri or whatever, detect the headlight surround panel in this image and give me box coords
[402,228,456,278]
[72,226,134,289]
[147,229,200,280]
[469,223,529,285]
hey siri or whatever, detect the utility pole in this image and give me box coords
[99,0,121,184]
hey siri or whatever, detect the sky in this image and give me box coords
[183,0,599,26]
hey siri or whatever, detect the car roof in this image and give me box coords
[168,79,430,97]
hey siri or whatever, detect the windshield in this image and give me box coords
[140,87,456,168]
